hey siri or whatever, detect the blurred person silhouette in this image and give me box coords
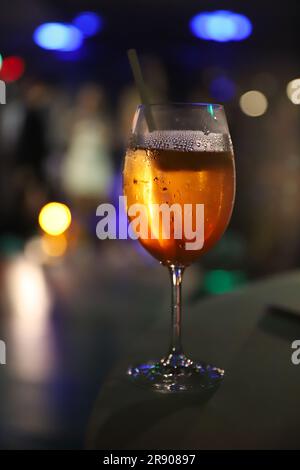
[17,83,54,235]
[61,84,113,240]
[0,84,25,236]
[1,82,52,237]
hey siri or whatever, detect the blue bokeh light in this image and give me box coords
[73,12,102,37]
[33,23,83,51]
[190,10,252,42]
[210,76,236,102]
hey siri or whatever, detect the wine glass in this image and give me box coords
[123,103,235,392]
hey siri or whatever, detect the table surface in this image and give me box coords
[1,244,300,449]
[87,269,300,450]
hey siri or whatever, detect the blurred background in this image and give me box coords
[0,0,300,449]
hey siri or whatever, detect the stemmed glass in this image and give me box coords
[123,103,235,392]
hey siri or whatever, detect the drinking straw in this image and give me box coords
[127,49,155,131]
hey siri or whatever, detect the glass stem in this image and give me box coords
[169,265,185,356]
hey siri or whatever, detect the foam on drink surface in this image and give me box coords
[131,130,232,153]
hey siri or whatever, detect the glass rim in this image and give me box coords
[137,102,224,110]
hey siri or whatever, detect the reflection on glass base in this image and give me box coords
[127,353,224,393]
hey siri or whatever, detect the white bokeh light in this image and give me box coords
[286,78,300,104]
[239,90,268,117]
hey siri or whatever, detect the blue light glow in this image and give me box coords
[33,23,83,51]
[73,12,102,37]
[190,10,252,42]
[210,76,236,102]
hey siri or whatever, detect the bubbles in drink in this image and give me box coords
[132,130,232,154]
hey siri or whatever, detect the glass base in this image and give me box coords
[127,353,224,393]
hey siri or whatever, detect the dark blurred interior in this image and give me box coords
[1,0,300,449]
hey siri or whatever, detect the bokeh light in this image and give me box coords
[38,202,72,236]
[33,23,83,51]
[209,76,236,102]
[0,53,2,70]
[203,269,246,295]
[73,12,102,37]
[41,234,67,257]
[24,234,67,262]
[239,90,268,117]
[0,56,25,82]
[286,78,300,104]
[190,10,252,42]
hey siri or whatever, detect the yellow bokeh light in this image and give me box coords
[41,234,67,257]
[286,78,300,104]
[239,90,268,117]
[38,202,71,236]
